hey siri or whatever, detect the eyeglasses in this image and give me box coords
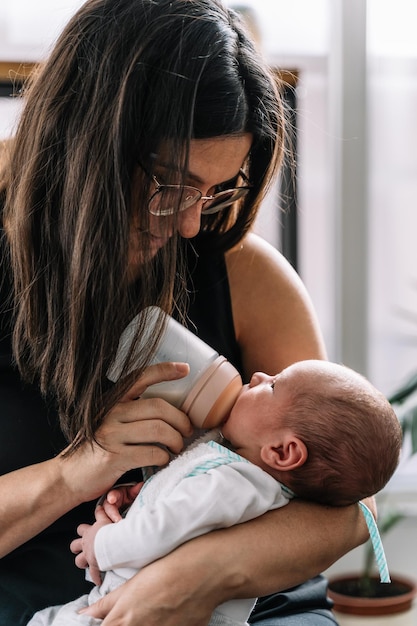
[146,168,252,216]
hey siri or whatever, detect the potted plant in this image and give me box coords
[328,371,417,624]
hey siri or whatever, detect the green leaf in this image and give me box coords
[378,512,404,535]
[399,405,417,457]
[389,372,417,405]
[410,406,417,455]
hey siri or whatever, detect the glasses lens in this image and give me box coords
[201,188,250,215]
[148,186,201,216]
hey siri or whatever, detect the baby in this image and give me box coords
[28,360,402,626]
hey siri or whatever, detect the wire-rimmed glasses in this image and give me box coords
[145,168,252,217]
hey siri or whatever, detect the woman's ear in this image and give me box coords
[260,434,308,472]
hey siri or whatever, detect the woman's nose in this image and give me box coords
[249,372,273,388]
[176,202,203,238]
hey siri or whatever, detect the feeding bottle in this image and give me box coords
[107,306,242,428]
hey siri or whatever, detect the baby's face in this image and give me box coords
[220,371,289,458]
[220,360,335,459]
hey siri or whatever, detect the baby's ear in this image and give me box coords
[260,435,307,472]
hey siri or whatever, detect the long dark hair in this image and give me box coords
[2,0,286,446]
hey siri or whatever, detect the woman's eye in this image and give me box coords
[214,175,238,193]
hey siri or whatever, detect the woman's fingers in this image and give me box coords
[98,397,193,451]
[78,584,125,619]
[121,361,189,402]
[97,414,186,455]
[77,558,216,625]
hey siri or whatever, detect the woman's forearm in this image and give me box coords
[83,485,374,625]
[0,365,194,559]
[171,499,370,600]
[222,500,368,596]
[0,456,84,558]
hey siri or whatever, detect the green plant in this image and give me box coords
[360,371,417,592]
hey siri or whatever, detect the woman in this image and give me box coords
[0,0,373,624]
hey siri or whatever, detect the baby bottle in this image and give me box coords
[107,306,242,428]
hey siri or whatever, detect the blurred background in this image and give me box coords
[1,0,417,581]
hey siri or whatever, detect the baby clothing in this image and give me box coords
[28,432,292,626]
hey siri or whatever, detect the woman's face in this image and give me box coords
[128,133,252,274]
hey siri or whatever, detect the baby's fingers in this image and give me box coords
[88,564,103,587]
[128,482,144,499]
[74,552,89,570]
[101,499,123,523]
[76,522,92,537]
[70,537,83,555]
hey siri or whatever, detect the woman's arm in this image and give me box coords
[0,362,192,557]
[226,232,327,377]
[81,501,371,626]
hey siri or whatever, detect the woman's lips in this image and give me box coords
[150,234,169,249]
[138,228,169,246]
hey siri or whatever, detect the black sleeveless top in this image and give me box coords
[0,235,243,622]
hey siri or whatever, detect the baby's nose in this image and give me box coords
[249,372,271,387]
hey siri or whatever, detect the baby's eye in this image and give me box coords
[270,381,275,390]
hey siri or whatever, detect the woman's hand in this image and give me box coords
[0,362,192,557]
[78,536,227,626]
[79,577,215,626]
[58,361,193,505]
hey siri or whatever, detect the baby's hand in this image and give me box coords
[101,482,144,522]
[70,506,113,586]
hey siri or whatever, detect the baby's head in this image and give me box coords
[222,360,402,506]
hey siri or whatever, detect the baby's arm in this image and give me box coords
[94,460,288,574]
[71,483,143,582]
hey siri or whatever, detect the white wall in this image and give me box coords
[0,0,85,61]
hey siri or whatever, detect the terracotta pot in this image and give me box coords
[328,573,417,625]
